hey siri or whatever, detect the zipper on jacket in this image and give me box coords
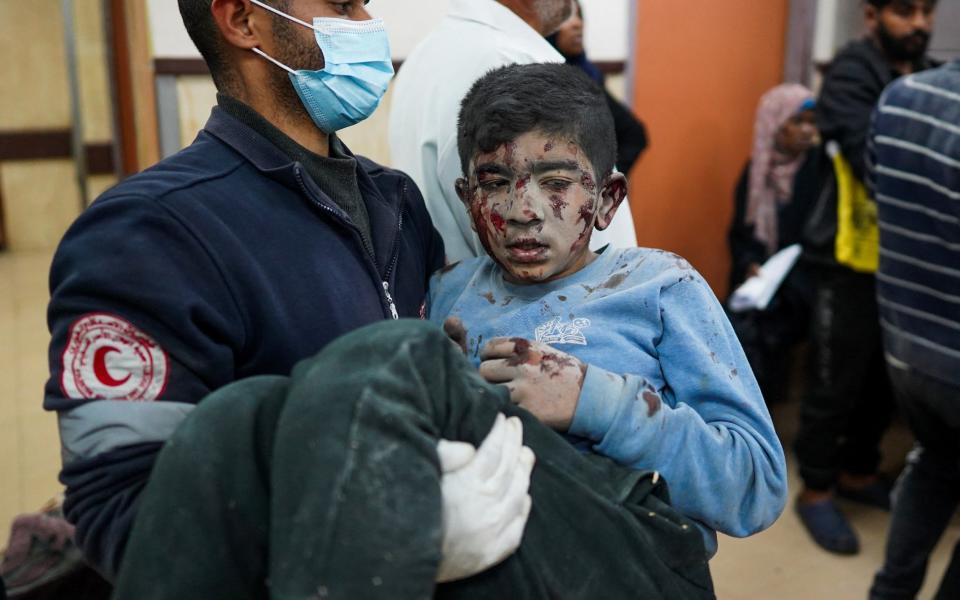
[382,281,399,320]
[380,206,404,321]
[295,165,404,320]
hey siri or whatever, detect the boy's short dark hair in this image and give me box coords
[457,63,618,180]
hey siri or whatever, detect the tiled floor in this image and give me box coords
[712,399,960,599]
[1,248,958,597]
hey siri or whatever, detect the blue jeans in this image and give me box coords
[870,359,960,600]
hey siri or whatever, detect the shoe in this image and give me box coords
[0,501,109,598]
[1,513,78,595]
[795,497,860,555]
[836,479,892,510]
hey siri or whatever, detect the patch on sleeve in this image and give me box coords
[60,313,169,402]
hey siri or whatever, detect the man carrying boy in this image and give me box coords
[429,63,788,555]
[111,64,755,599]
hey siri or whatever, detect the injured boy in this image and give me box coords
[429,63,788,556]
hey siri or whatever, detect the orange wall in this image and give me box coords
[629,0,789,298]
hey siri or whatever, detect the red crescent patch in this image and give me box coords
[60,313,169,402]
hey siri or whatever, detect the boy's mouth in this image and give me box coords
[505,238,549,263]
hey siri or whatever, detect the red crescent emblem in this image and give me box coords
[93,346,131,387]
[62,314,168,401]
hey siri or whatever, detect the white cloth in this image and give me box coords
[389,0,637,263]
[728,243,803,313]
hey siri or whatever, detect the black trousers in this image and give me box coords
[113,320,714,599]
[794,266,895,490]
[728,263,814,405]
[870,363,960,600]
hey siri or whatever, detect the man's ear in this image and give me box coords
[595,172,628,231]
[864,4,880,35]
[211,0,262,51]
[455,178,479,233]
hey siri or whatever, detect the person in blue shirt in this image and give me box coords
[867,59,960,600]
[429,63,789,556]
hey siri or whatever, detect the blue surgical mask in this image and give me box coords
[250,0,394,133]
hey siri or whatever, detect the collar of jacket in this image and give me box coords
[203,106,403,276]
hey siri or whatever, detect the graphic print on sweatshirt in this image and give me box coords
[535,317,592,346]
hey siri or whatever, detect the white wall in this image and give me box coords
[930,0,960,62]
[147,0,198,58]
[147,0,632,61]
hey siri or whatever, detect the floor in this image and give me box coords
[2,247,958,598]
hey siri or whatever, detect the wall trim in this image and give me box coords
[0,131,116,175]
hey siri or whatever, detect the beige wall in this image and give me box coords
[0,0,117,533]
[0,0,117,252]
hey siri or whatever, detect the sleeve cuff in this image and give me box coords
[568,364,628,442]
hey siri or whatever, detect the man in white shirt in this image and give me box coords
[390,0,638,262]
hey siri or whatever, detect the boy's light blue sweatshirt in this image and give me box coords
[428,247,788,556]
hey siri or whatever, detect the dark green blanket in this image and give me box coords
[115,320,714,599]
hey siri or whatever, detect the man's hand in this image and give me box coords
[435,414,535,583]
[479,338,586,431]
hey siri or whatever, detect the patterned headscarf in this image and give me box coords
[746,84,816,255]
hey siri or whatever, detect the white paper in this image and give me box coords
[728,244,803,313]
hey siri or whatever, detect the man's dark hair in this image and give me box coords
[866,0,937,8]
[457,63,617,180]
[177,0,289,89]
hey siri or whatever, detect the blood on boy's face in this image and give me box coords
[462,131,603,284]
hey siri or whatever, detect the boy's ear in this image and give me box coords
[595,172,628,231]
[455,178,479,233]
[455,178,470,206]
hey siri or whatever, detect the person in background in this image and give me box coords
[867,59,960,600]
[546,0,648,175]
[794,0,939,555]
[726,84,820,405]
[389,0,638,263]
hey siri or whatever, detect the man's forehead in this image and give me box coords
[886,0,935,10]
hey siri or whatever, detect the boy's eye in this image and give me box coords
[542,178,572,191]
[479,178,509,192]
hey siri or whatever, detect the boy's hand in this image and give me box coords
[479,338,586,431]
[443,317,469,355]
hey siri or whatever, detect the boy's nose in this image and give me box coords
[505,186,545,226]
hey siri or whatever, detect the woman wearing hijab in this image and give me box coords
[728,84,821,405]
[547,1,648,175]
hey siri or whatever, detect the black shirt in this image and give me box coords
[217,94,374,255]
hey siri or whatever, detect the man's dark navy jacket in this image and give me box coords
[44,107,446,578]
